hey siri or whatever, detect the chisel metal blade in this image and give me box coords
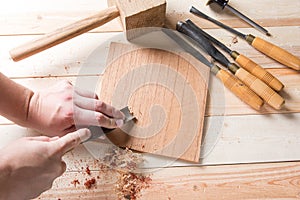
[84,106,135,142]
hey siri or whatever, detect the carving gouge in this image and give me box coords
[83,106,135,143]
[190,6,300,71]
[177,21,285,110]
[185,19,284,92]
[162,28,263,110]
[206,0,271,36]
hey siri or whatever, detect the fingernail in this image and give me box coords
[116,119,124,127]
[79,128,92,142]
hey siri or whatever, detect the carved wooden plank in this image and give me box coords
[98,42,210,162]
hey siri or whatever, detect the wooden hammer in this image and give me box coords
[10,0,166,62]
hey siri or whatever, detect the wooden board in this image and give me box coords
[97,42,210,162]
[36,161,300,200]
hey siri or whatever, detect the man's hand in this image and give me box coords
[0,129,91,200]
[27,80,125,136]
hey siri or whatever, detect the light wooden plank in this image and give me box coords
[0,0,299,35]
[0,67,299,124]
[0,27,299,79]
[1,113,299,167]
[35,161,300,199]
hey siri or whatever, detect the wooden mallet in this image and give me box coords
[10,0,166,61]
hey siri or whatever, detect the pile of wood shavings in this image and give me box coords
[100,147,152,200]
[116,172,152,200]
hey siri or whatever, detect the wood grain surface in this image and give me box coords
[98,42,210,162]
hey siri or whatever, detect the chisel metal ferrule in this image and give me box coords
[228,63,239,74]
[211,64,221,75]
[245,34,255,44]
[230,51,240,60]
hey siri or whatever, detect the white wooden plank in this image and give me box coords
[0,27,299,80]
[1,0,299,35]
[36,161,300,200]
[0,33,120,78]
[1,113,300,168]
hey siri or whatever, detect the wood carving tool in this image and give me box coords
[206,0,271,36]
[190,6,300,71]
[162,28,263,111]
[9,0,166,61]
[185,19,284,92]
[84,106,135,143]
[177,21,285,110]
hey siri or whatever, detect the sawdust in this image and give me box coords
[102,147,151,200]
[232,36,238,44]
[71,147,151,199]
[116,172,152,200]
[84,178,96,189]
[102,147,144,172]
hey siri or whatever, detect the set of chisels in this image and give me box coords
[165,2,300,111]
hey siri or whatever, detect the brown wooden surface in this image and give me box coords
[98,42,210,162]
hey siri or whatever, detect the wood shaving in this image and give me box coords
[85,166,91,175]
[84,178,96,189]
[116,172,152,200]
[102,147,144,172]
[232,36,238,44]
[71,179,80,187]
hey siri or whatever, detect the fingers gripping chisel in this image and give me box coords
[177,21,285,110]
[190,6,300,71]
[84,106,135,143]
[185,19,284,92]
[162,28,264,110]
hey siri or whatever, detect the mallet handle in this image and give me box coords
[10,6,120,61]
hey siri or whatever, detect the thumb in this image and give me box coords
[53,128,91,156]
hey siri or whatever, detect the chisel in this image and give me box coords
[185,19,284,92]
[84,106,135,143]
[177,21,285,110]
[162,28,264,110]
[206,0,271,36]
[190,6,300,71]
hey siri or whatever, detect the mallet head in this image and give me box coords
[110,0,167,39]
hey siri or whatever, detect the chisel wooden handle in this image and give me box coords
[231,51,284,92]
[10,6,120,61]
[234,66,285,110]
[213,66,263,110]
[246,35,300,71]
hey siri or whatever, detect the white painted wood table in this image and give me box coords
[0,0,300,199]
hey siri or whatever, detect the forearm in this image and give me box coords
[0,73,34,127]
